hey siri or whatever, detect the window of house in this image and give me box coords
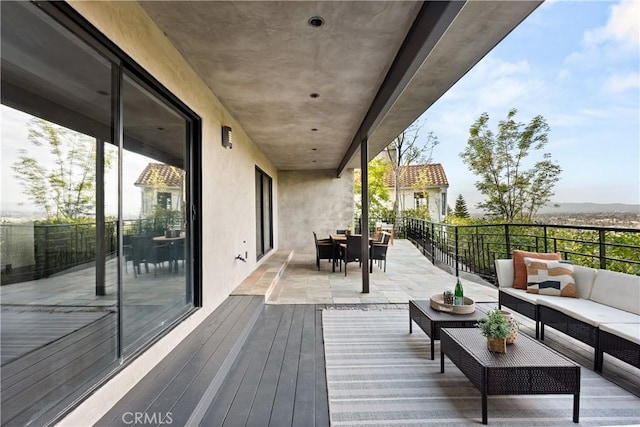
[255,167,273,259]
[158,192,172,210]
[0,2,200,424]
[441,192,447,216]
[414,192,427,209]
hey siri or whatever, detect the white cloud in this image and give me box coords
[584,0,639,50]
[604,71,640,92]
[557,69,570,80]
[441,56,544,113]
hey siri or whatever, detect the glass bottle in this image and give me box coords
[454,277,464,306]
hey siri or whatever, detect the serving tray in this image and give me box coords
[430,294,476,314]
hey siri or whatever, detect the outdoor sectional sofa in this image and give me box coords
[496,258,640,372]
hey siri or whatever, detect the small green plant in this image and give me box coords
[475,309,510,339]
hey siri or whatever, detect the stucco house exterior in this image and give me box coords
[386,164,449,222]
[0,1,541,425]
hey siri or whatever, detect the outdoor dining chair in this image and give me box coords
[313,232,334,271]
[370,231,391,272]
[341,234,362,276]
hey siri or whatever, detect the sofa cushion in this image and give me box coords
[500,287,568,306]
[572,265,597,299]
[513,250,561,289]
[524,257,577,297]
[495,259,515,288]
[599,323,640,346]
[589,270,640,315]
[538,297,640,327]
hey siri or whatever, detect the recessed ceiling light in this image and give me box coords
[309,93,320,98]
[308,16,324,27]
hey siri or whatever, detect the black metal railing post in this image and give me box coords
[454,226,459,277]
[599,229,606,270]
[430,222,435,265]
[504,224,511,258]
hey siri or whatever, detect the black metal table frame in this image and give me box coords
[409,299,486,360]
[440,328,580,425]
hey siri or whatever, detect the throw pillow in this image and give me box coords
[524,257,578,297]
[512,250,561,289]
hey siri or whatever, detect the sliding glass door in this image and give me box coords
[0,2,199,424]
[255,167,273,259]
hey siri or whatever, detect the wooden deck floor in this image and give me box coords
[95,296,640,427]
[97,298,329,427]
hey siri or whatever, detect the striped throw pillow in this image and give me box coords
[524,257,578,298]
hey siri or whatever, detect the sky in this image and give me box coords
[2,0,638,217]
[416,0,640,210]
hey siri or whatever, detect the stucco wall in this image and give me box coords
[390,187,448,222]
[278,169,354,253]
[61,2,278,425]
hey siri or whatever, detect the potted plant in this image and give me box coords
[475,309,511,353]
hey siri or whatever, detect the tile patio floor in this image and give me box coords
[267,239,499,305]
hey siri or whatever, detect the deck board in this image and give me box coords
[220,305,286,426]
[199,304,329,427]
[244,305,295,427]
[266,304,306,427]
[292,304,320,426]
[197,304,285,427]
[314,305,330,426]
[96,295,264,427]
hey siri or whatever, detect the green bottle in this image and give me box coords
[454,277,464,306]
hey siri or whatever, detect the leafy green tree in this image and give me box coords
[354,157,393,219]
[453,194,470,218]
[460,108,561,221]
[11,118,113,220]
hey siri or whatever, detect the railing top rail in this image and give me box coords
[402,217,640,233]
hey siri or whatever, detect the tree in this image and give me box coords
[460,108,561,221]
[354,157,392,220]
[385,122,439,226]
[11,118,112,220]
[453,194,470,218]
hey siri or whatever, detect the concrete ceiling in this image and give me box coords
[140,1,541,174]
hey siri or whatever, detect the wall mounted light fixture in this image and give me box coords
[222,125,233,149]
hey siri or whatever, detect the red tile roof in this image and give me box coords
[135,163,184,187]
[383,163,448,188]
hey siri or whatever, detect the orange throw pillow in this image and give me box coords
[512,250,561,289]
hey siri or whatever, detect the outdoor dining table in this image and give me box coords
[329,234,374,272]
[152,235,185,273]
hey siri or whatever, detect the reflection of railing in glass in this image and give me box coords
[0,218,181,285]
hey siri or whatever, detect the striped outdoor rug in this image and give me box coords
[323,308,640,426]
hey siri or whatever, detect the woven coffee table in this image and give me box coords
[409,299,486,360]
[440,328,580,425]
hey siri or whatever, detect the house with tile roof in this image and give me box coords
[135,163,185,217]
[385,163,449,222]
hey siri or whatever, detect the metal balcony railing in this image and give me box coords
[403,218,640,285]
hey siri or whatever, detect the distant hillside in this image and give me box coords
[469,202,639,216]
[538,203,639,214]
